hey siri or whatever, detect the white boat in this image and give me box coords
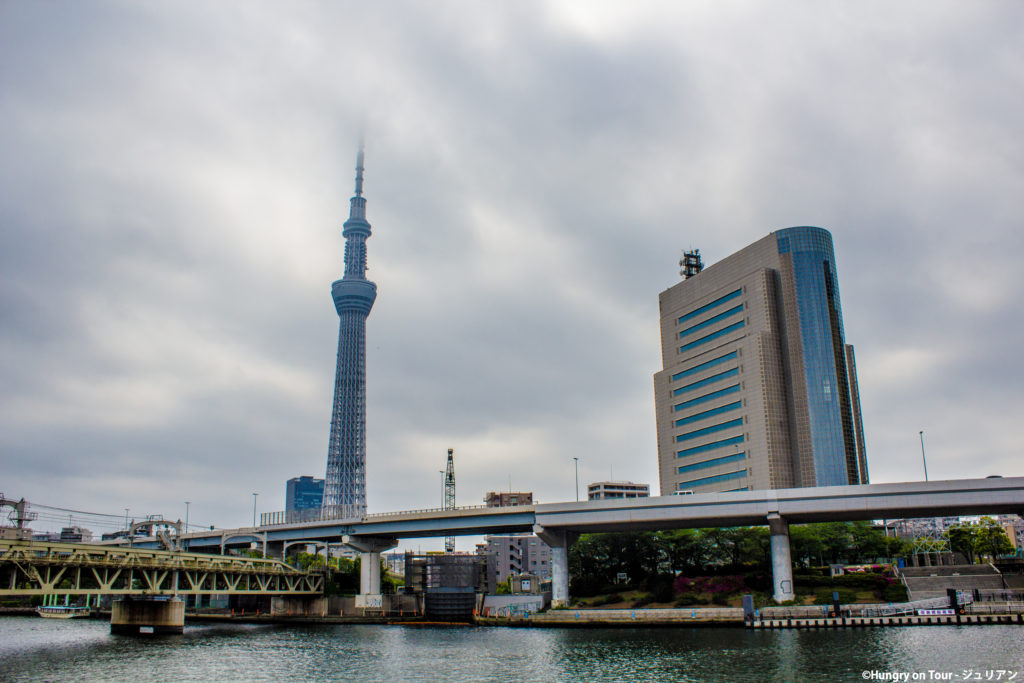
[36,605,92,619]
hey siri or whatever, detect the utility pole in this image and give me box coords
[919,431,929,482]
[252,492,259,528]
[444,448,456,553]
[573,457,579,502]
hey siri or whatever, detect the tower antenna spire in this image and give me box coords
[354,143,365,198]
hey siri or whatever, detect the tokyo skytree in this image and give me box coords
[322,148,376,518]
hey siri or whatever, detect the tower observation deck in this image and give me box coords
[323,148,377,518]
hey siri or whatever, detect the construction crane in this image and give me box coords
[444,448,455,553]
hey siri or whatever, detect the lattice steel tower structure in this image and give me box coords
[444,448,456,553]
[323,147,376,519]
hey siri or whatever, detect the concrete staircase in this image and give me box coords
[898,564,1005,601]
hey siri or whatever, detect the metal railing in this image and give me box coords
[260,502,535,527]
[857,592,975,618]
[365,504,493,519]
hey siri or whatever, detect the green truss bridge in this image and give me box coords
[0,539,324,633]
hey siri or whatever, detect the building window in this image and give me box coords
[671,351,739,382]
[679,321,746,353]
[677,289,743,325]
[673,385,741,412]
[672,368,740,397]
[676,434,745,458]
[677,469,747,488]
[675,418,744,442]
[674,401,742,427]
[678,305,744,339]
[677,451,747,474]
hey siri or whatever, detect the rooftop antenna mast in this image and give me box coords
[680,249,704,279]
[444,448,456,553]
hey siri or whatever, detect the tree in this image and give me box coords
[849,521,889,562]
[657,529,712,574]
[818,522,854,564]
[976,517,1014,561]
[790,525,825,568]
[947,525,980,564]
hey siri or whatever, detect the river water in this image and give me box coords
[1,616,1021,682]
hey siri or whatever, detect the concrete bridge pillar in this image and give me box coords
[265,540,285,560]
[110,597,184,635]
[534,525,574,608]
[767,513,795,603]
[342,535,397,599]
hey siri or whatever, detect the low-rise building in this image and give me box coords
[59,526,93,543]
[484,491,533,507]
[481,534,552,586]
[587,481,650,500]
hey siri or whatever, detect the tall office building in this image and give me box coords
[286,476,324,514]
[323,148,377,518]
[654,226,868,495]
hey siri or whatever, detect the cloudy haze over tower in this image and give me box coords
[323,148,376,518]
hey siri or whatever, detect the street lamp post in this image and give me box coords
[124,508,129,531]
[573,457,579,502]
[252,492,258,528]
[919,431,929,482]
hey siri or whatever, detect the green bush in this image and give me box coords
[794,571,889,591]
[604,593,624,605]
[674,594,700,606]
[793,573,831,588]
[742,572,771,592]
[569,576,604,597]
[813,588,857,605]
[632,595,654,608]
[711,593,730,606]
[881,584,908,602]
[652,581,675,603]
[833,573,888,590]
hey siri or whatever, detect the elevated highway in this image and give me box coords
[127,477,1024,605]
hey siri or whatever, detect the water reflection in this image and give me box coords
[0,617,1021,682]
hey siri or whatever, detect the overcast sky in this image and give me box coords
[2,1,1022,543]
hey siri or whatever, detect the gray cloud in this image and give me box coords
[2,1,1021,542]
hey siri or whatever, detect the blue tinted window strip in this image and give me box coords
[673,385,740,412]
[677,289,743,324]
[671,351,739,382]
[678,305,744,338]
[679,320,745,353]
[676,434,745,458]
[678,470,747,488]
[677,451,747,474]
[675,418,744,442]
[674,401,742,427]
[672,368,739,396]
[723,487,749,492]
